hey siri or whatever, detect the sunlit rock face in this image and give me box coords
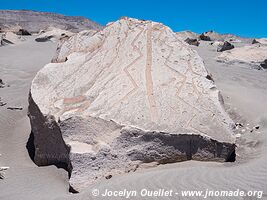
[217,45,267,69]
[29,17,235,191]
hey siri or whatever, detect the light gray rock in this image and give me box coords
[51,30,97,63]
[28,17,236,191]
[217,45,267,69]
[35,28,74,43]
[0,32,24,45]
[252,38,267,45]
[176,30,199,41]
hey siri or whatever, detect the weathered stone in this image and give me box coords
[184,38,200,46]
[51,30,97,63]
[260,59,267,69]
[252,39,259,44]
[176,31,199,41]
[0,10,102,33]
[252,38,267,45]
[29,17,235,191]
[35,28,74,43]
[16,29,31,36]
[1,32,24,45]
[199,33,211,41]
[217,45,267,68]
[0,154,9,179]
[217,41,234,52]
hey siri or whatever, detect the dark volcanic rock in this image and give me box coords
[260,59,267,69]
[252,39,260,44]
[16,29,31,35]
[217,41,235,52]
[7,107,23,111]
[27,92,72,176]
[0,79,5,88]
[199,33,211,41]
[184,38,200,46]
[35,36,54,42]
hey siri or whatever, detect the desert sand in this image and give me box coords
[0,19,267,200]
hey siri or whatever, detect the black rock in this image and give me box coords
[105,174,112,179]
[35,36,53,42]
[199,33,211,41]
[206,74,214,81]
[260,59,267,69]
[7,107,23,110]
[16,29,31,36]
[252,39,259,44]
[217,41,234,52]
[184,38,200,46]
[0,79,5,88]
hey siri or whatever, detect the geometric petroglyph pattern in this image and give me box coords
[30,17,236,191]
[32,17,234,143]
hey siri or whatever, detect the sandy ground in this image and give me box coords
[0,37,69,200]
[1,37,267,200]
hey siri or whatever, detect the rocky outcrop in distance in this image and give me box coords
[184,38,200,46]
[28,17,236,191]
[217,45,267,69]
[176,30,199,41]
[0,10,102,33]
[217,41,235,52]
[35,28,74,43]
[0,32,24,45]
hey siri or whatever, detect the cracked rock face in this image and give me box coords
[28,17,236,191]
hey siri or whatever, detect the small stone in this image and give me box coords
[236,134,241,138]
[105,175,112,179]
[184,38,200,46]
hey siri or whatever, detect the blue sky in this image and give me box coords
[0,0,266,38]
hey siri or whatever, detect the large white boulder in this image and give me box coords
[0,32,24,45]
[28,17,235,191]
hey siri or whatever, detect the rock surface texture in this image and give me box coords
[176,31,199,41]
[29,18,236,191]
[217,41,235,52]
[217,45,267,69]
[35,28,74,43]
[184,38,200,46]
[0,10,102,33]
[0,32,24,45]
